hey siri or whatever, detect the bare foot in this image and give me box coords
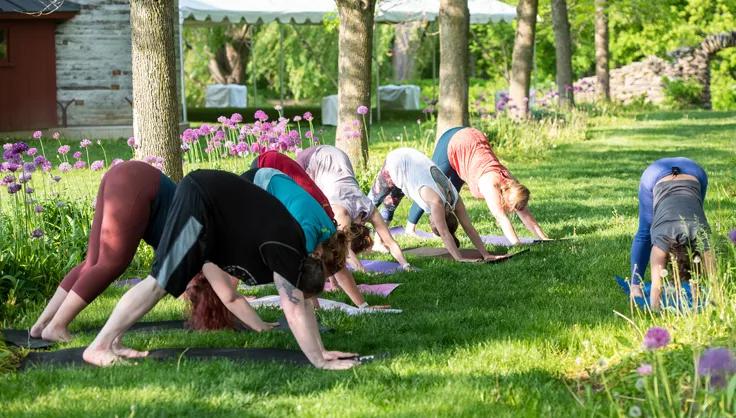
[83,345,123,367]
[29,322,47,339]
[630,284,644,298]
[112,337,149,359]
[371,242,389,253]
[41,325,72,342]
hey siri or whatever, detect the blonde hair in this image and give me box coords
[500,179,530,212]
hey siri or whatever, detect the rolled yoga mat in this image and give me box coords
[388,226,539,246]
[3,317,331,350]
[403,247,529,263]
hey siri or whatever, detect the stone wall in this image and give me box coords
[55,0,182,127]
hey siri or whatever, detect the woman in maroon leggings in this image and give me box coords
[30,160,176,342]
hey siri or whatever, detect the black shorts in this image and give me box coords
[150,175,212,297]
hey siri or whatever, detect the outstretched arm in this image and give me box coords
[517,207,549,240]
[648,246,668,311]
[334,207,364,272]
[428,200,476,262]
[202,263,275,332]
[479,182,520,245]
[370,209,411,269]
[453,198,493,260]
[275,274,358,369]
[331,267,367,307]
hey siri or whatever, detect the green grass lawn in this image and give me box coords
[1,111,735,417]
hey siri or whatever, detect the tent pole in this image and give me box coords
[178,16,188,123]
[279,23,285,107]
[432,23,436,83]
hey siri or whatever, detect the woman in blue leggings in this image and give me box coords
[630,157,714,308]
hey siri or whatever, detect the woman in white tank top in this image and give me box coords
[369,148,497,262]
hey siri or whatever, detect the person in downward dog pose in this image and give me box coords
[629,157,715,309]
[405,127,549,245]
[30,160,176,342]
[83,170,357,369]
[369,147,499,262]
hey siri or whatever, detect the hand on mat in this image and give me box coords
[458,257,483,263]
[482,254,505,262]
[323,350,358,361]
[320,358,360,370]
[362,304,392,310]
[254,321,279,332]
[400,263,416,272]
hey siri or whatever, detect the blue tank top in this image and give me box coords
[254,168,336,253]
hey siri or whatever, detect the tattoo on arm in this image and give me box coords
[276,277,302,304]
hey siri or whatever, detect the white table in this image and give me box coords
[321,94,338,126]
[378,84,421,110]
[205,84,247,108]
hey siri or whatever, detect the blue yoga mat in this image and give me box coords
[614,275,701,309]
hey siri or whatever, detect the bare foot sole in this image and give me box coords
[83,346,123,367]
[112,339,149,359]
[41,326,72,342]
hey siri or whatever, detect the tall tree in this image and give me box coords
[509,0,538,118]
[392,21,424,81]
[436,0,470,139]
[130,0,182,180]
[335,0,377,169]
[551,0,574,107]
[594,0,610,100]
[208,25,250,85]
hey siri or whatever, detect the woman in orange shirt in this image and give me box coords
[405,127,549,245]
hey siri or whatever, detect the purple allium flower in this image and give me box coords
[230,113,243,123]
[34,204,44,213]
[357,105,369,115]
[52,175,61,182]
[305,130,313,139]
[52,131,60,140]
[5,162,20,172]
[217,115,229,125]
[90,160,105,171]
[31,228,44,238]
[18,172,32,183]
[72,151,82,160]
[293,115,302,122]
[214,130,225,141]
[127,137,137,148]
[698,347,736,388]
[23,162,36,173]
[34,156,48,167]
[2,174,14,185]
[2,143,11,151]
[643,327,671,350]
[303,112,313,122]
[80,139,92,148]
[7,183,21,194]
[250,142,261,154]
[12,142,29,155]
[728,229,736,244]
[32,130,42,139]
[25,186,34,194]
[73,160,86,170]
[254,110,269,122]
[58,145,70,155]
[27,147,38,156]
[58,162,72,173]
[636,363,653,376]
[111,159,124,167]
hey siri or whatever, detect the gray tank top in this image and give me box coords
[651,179,710,251]
[298,145,374,222]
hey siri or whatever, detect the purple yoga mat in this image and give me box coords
[389,226,537,246]
[349,259,403,274]
[324,282,401,297]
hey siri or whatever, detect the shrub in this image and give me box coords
[663,77,704,109]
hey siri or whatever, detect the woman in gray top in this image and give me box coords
[632,158,715,310]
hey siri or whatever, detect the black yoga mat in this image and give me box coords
[403,247,529,262]
[19,347,311,370]
[3,317,332,350]
[20,347,385,370]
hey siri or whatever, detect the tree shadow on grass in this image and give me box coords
[633,111,736,122]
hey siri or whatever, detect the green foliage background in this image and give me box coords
[182,0,736,110]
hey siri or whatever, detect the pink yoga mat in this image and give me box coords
[324,282,401,297]
[389,226,538,246]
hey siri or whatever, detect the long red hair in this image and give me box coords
[184,273,236,330]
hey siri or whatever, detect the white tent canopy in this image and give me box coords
[179,0,517,25]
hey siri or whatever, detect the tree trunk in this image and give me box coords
[335,0,376,170]
[551,0,574,108]
[392,21,424,81]
[208,25,250,85]
[131,0,182,181]
[509,0,538,119]
[594,0,610,100]
[436,0,470,139]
